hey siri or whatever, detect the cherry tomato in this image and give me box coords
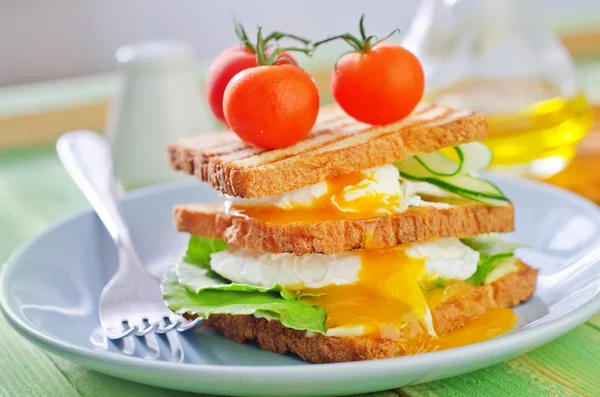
[204,46,297,126]
[331,42,424,125]
[223,64,319,149]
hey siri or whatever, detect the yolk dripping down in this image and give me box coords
[433,308,517,351]
[300,247,518,352]
[302,248,430,340]
[228,170,403,223]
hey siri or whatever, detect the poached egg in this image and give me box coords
[210,238,479,289]
[224,165,453,223]
[209,238,480,338]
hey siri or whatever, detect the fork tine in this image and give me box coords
[157,317,181,334]
[105,323,136,340]
[177,317,201,332]
[140,332,161,360]
[113,334,136,355]
[163,328,184,362]
[136,321,159,336]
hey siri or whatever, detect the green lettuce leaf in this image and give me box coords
[177,235,276,293]
[462,235,527,285]
[176,259,281,294]
[175,237,323,298]
[162,268,326,333]
[466,254,513,285]
[461,235,527,257]
[162,236,327,333]
[184,235,227,266]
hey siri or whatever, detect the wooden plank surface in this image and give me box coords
[0,319,82,397]
[403,323,600,396]
[46,355,200,397]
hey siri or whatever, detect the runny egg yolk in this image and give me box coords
[228,171,402,223]
[300,247,518,351]
[432,308,517,351]
[301,247,430,339]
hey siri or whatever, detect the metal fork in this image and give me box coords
[57,130,198,339]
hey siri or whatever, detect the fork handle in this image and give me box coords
[57,130,138,259]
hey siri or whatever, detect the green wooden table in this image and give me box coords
[3,59,600,397]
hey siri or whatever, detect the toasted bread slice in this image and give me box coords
[202,262,538,364]
[173,203,514,255]
[168,103,488,198]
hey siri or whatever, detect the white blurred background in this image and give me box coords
[2,0,600,87]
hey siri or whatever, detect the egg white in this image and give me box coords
[209,247,361,289]
[405,238,480,281]
[223,164,454,213]
[209,238,480,289]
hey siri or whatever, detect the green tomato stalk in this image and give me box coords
[234,22,313,66]
[313,14,400,53]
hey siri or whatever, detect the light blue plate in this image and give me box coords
[2,175,600,397]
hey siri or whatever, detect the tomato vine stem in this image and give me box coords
[263,31,311,47]
[313,14,400,54]
[234,21,312,66]
[253,26,312,66]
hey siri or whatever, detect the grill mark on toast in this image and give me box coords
[174,104,444,171]
[233,105,456,167]
[230,104,438,167]
[308,106,457,155]
[170,133,241,173]
[171,103,441,171]
[184,140,241,173]
[169,103,487,198]
[195,146,266,194]
[207,148,267,196]
[232,119,369,168]
[192,140,265,177]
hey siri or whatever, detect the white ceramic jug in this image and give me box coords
[105,40,214,190]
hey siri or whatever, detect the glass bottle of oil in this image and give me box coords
[402,0,593,178]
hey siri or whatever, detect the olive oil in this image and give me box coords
[426,79,593,178]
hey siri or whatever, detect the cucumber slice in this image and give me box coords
[395,157,440,179]
[457,191,511,206]
[407,174,508,201]
[396,161,508,201]
[457,142,493,173]
[411,142,492,176]
[395,141,506,204]
[414,147,464,176]
[432,175,507,200]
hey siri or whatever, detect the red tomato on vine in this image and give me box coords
[314,15,425,125]
[204,23,308,127]
[222,27,319,149]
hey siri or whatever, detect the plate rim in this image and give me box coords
[2,174,600,380]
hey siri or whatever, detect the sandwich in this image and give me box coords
[161,103,538,363]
